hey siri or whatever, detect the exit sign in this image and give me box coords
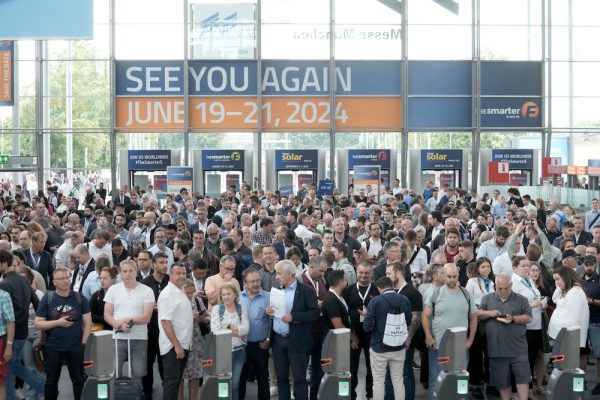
[0,155,9,164]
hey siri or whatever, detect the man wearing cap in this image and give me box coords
[561,249,583,276]
[583,254,600,395]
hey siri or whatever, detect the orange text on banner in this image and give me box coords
[0,47,13,104]
[116,96,402,131]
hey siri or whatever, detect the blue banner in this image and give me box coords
[408,97,472,129]
[481,62,542,96]
[480,97,542,128]
[116,60,402,97]
[167,166,194,193]
[492,149,534,170]
[317,179,335,198]
[275,150,318,170]
[128,150,171,171]
[348,150,391,169]
[420,149,463,170]
[202,150,245,170]
[408,61,471,95]
[0,0,93,39]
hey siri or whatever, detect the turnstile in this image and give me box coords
[317,328,351,400]
[80,330,114,399]
[199,330,233,399]
[433,327,470,399]
[547,326,585,400]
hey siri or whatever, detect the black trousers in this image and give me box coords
[309,331,324,400]
[350,334,373,399]
[45,345,85,400]
[468,327,490,385]
[142,330,164,398]
[239,342,270,400]
[161,347,189,400]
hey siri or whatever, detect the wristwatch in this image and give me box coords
[6,340,12,345]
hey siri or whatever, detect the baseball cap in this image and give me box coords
[582,255,597,265]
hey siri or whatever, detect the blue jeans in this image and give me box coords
[383,346,415,400]
[232,346,247,400]
[7,339,45,400]
[428,348,440,400]
[22,337,45,400]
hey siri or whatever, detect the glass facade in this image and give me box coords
[0,0,598,192]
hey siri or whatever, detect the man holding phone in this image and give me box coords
[478,274,532,400]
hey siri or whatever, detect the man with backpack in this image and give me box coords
[363,276,412,400]
[34,266,92,400]
[361,222,385,262]
[421,263,478,400]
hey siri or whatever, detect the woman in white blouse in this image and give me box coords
[549,266,589,352]
[211,282,250,400]
[465,257,495,397]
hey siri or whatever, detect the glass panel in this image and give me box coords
[262,24,330,59]
[46,132,112,170]
[551,97,570,129]
[47,26,110,60]
[190,132,253,150]
[18,97,37,129]
[335,132,401,149]
[47,97,110,129]
[408,25,471,60]
[407,131,471,149]
[336,0,402,24]
[409,0,472,24]
[116,132,185,151]
[570,97,600,128]
[188,0,257,60]
[115,24,184,59]
[115,0,184,23]
[15,41,36,61]
[480,131,541,150]
[0,130,36,157]
[262,0,329,24]
[261,132,329,149]
[334,24,402,60]
[94,0,110,24]
[47,61,110,97]
[480,26,542,60]
[17,61,36,97]
[480,0,542,25]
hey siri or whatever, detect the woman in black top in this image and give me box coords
[89,266,117,330]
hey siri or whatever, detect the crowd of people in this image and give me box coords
[0,178,598,400]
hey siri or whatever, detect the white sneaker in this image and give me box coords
[15,388,26,400]
[270,386,278,397]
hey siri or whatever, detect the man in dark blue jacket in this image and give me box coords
[267,260,319,400]
[363,277,412,400]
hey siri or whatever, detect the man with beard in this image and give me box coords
[431,228,460,265]
[113,212,129,246]
[477,225,509,263]
[386,261,423,400]
[373,240,410,283]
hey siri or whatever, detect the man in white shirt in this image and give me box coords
[294,213,321,247]
[522,195,537,214]
[87,230,113,266]
[148,227,174,270]
[158,263,193,399]
[104,259,154,382]
[361,222,385,261]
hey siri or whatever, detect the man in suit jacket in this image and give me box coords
[71,244,96,292]
[267,260,320,400]
[273,230,309,263]
[113,187,131,207]
[23,231,54,290]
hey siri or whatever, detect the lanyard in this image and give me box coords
[356,283,371,305]
[329,288,348,311]
[304,271,319,297]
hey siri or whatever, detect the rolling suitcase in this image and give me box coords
[113,334,143,400]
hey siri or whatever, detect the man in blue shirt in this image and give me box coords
[266,260,319,400]
[363,277,412,400]
[239,269,271,400]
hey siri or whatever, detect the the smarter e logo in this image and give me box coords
[377,151,387,161]
[520,101,539,119]
[231,151,241,161]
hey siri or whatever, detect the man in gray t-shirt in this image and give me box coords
[421,264,477,400]
[478,274,532,400]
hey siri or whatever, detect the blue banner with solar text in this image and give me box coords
[275,150,318,170]
[421,149,463,170]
